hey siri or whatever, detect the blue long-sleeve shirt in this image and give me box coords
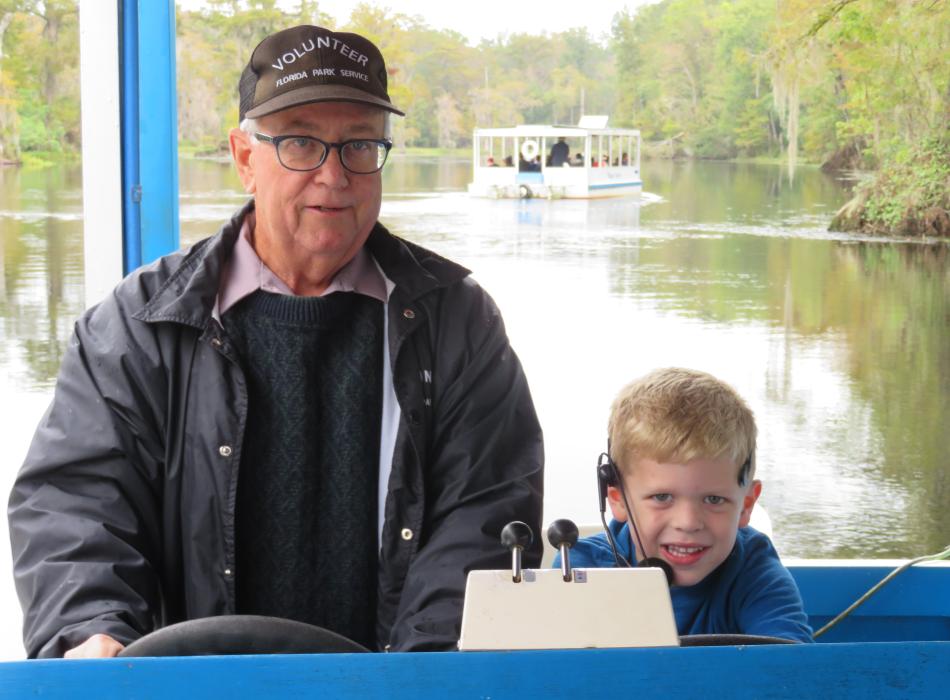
[554,520,813,642]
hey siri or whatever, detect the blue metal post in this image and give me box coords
[137,0,180,265]
[120,0,179,275]
[120,0,141,274]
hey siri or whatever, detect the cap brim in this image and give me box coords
[245,84,405,119]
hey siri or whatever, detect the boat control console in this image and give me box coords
[458,520,679,650]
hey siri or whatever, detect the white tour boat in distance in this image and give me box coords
[468,115,642,199]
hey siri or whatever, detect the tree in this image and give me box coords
[0,1,78,157]
[435,92,462,148]
[0,4,20,162]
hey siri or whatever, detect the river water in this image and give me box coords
[0,156,947,658]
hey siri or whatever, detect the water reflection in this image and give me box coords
[0,166,84,391]
[644,160,847,228]
[1,157,947,561]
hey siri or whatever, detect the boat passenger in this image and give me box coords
[555,368,813,642]
[574,153,584,166]
[8,24,543,659]
[549,137,569,167]
[519,156,540,172]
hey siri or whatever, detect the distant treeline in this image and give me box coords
[0,0,947,175]
[173,1,617,153]
[0,1,79,163]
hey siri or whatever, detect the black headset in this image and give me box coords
[596,451,634,568]
[596,445,753,583]
[599,449,752,496]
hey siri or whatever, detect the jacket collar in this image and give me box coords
[366,221,469,301]
[134,199,471,328]
[134,200,250,329]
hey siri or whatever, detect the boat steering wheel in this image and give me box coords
[679,634,796,647]
[116,616,795,656]
[117,615,369,657]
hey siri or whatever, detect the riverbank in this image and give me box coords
[178,144,470,159]
[1,151,81,169]
[829,137,949,238]
[10,142,947,240]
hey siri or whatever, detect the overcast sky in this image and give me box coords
[179,1,656,44]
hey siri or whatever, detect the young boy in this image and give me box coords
[563,367,812,642]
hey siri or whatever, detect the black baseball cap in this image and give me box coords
[239,25,404,121]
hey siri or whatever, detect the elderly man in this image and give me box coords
[8,25,543,658]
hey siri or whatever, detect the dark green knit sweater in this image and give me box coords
[223,289,383,649]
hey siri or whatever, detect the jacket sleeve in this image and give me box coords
[734,535,814,643]
[387,280,544,651]
[7,291,167,658]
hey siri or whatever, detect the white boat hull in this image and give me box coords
[467,180,643,200]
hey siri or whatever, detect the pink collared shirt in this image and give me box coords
[215,214,389,317]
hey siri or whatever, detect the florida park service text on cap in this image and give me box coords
[239,25,404,121]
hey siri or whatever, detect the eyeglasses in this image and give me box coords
[253,133,392,174]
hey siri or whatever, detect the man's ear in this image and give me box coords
[229,128,256,194]
[607,485,628,522]
[738,479,763,528]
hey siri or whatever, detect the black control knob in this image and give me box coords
[547,519,579,581]
[501,521,533,583]
[546,519,579,550]
[501,521,534,551]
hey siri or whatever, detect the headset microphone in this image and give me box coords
[596,451,674,585]
[638,556,674,584]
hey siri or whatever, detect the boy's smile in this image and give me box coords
[608,455,762,587]
[663,544,709,565]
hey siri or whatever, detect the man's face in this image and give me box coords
[608,455,761,587]
[230,101,385,291]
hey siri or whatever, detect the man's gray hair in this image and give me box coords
[240,109,392,140]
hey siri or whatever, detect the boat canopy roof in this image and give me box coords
[473,124,640,138]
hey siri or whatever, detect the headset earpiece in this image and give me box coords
[596,451,631,568]
[596,452,618,512]
[597,464,609,509]
[738,453,753,487]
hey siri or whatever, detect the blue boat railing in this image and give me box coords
[792,559,950,643]
[0,561,947,699]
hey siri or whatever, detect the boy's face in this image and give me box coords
[607,455,762,587]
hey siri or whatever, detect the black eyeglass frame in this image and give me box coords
[253,132,393,174]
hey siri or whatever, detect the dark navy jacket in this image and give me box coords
[9,202,544,657]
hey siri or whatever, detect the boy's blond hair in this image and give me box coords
[608,368,756,482]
